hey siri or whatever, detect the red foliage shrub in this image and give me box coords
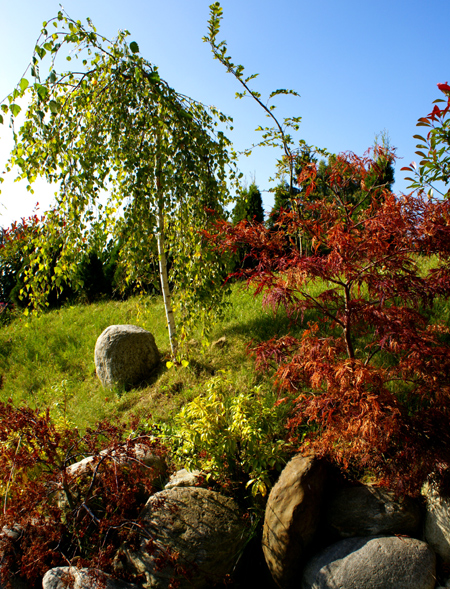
[0,401,168,587]
[207,147,450,495]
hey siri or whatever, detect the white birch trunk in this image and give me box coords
[155,119,177,357]
[157,204,177,357]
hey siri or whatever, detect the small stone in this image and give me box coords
[164,468,204,489]
[211,336,226,349]
[42,567,139,589]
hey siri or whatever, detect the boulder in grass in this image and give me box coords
[262,455,326,589]
[121,486,248,589]
[301,536,436,589]
[94,324,160,389]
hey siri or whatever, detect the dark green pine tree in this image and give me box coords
[231,183,265,225]
[266,181,301,229]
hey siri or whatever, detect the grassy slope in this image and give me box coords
[0,285,294,429]
[1,258,449,431]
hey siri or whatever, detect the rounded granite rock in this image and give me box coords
[301,536,436,589]
[94,324,160,389]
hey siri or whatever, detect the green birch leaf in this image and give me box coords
[10,103,21,117]
[19,78,29,92]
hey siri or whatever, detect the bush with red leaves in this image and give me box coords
[0,401,169,588]
[207,146,450,495]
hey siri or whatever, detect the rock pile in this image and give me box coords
[4,452,450,588]
[262,454,450,589]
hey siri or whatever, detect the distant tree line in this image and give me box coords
[0,213,161,319]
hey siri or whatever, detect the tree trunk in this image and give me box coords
[157,203,177,357]
[155,120,177,357]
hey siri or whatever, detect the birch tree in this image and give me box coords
[0,12,238,355]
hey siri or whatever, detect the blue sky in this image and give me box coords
[1,0,449,225]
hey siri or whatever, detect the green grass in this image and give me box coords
[0,296,170,428]
[0,285,297,429]
[1,261,449,432]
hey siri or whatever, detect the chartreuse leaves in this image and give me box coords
[49,100,59,114]
[19,78,29,92]
[9,104,21,117]
[3,11,237,343]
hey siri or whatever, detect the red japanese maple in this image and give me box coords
[209,147,450,494]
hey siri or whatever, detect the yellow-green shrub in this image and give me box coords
[172,373,291,497]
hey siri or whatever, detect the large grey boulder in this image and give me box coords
[262,455,326,589]
[95,325,160,389]
[326,484,422,538]
[42,567,140,589]
[121,486,248,589]
[423,481,450,564]
[301,536,436,589]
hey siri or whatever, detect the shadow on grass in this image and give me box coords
[221,306,322,344]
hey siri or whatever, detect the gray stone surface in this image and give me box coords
[164,468,204,489]
[94,324,160,389]
[122,486,248,589]
[423,481,450,564]
[301,536,436,589]
[326,485,422,538]
[262,455,326,589]
[42,567,139,589]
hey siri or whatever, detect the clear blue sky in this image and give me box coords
[1,0,449,225]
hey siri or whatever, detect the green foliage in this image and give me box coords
[1,11,238,343]
[172,373,292,498]
[0,215,42,303]
[402,83,450,198]
[232,183,264,225]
